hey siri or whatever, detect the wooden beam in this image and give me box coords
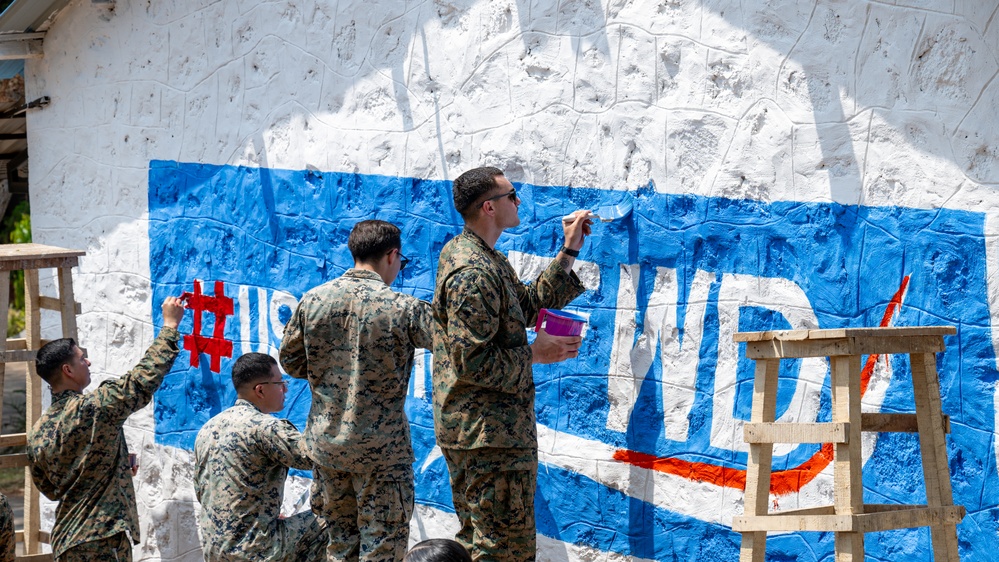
[0,433,26,448]
[856,505,966,534]
[733,505,965,533]
[38,296,81,315]
[744,335,946,359]
[0,39,42,61]
[861,412,950,434]
[744,422,849,444]
[0,453,28,469]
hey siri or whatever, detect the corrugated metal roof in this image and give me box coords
[0,0,71,34]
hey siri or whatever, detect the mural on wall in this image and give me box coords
[148,159,999,560]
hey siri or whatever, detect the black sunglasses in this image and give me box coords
[483,189,517,204]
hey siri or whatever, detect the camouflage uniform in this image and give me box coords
[432,229,584,562]
[280,268,432,562]
[194,398,326,561]
[0,492,12,561]
[26,327,181,560]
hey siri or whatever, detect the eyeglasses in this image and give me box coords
[256,380,288,390]
[483,189,517,204]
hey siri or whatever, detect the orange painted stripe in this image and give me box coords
[613,275,910,495]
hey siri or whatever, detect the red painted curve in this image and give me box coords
[613,275,911,495]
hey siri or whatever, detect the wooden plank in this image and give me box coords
[4,339,77,352]
[14,554,54,562]
[745,335,946,359]
[0,433,26,448]
[735,326,956,343]
[735,504,965,533]
[0,453,28,469]
[0,39,42,61]
[38,296,81,315]
[1,349,36,363]
[861,413,950,434]
[856,505,965,534]
[57,267,78,340]
[734,329,812,342]
[22,268,40,556]
[746,338,853,360]
[910,352,962,561]
[0,244,86,261]
[739,358,780,562]
[0,256,80,272]
[850,335,945,356]
[734,513,854,532]
[744,422,849,444]
[831,354,865,562]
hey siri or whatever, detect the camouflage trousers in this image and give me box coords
[57,532,131,562]
[311,464,414,562]
[200,510,327,562]
[442,447,538,562]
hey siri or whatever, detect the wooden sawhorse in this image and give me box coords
[732,327,964,562]
[0,243,84,560]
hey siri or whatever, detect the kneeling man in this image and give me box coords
[194,352,325,561]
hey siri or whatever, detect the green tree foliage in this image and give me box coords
[3,201,30,336]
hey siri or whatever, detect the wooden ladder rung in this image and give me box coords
[37,296,80,315]
[734,504,965,533]
[861,412,950,434]
[13,531,51,544]
[0,432,26,448]
[745,422,850,444]
[0,453,28,469]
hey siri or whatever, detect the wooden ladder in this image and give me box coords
[732,326,965,562]
[0,243,84,561]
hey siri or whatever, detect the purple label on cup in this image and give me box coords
[536,308,587,336]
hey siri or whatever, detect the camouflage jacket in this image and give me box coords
[26,327,181,557]
[431,229,585,450]
[280,268,432,471]
[194,399,312,560]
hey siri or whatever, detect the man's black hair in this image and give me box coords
[404,539,473,562]
[453,166,504,218]
[347,220,402,263]
[35,338,79,383]
[231,352,278,390]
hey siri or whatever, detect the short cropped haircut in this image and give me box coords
[453,166,504,218]
[35,338,79,383]
[231,353,278,390]
[404,539,472,562]
[347,220,402,264]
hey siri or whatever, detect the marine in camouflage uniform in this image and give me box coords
[432,167,588,562]
[0,492,13,561]
[26,297,186,561]
[281,220,432,562]
[194,397,325,561]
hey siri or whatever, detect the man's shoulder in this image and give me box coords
[196,404,280,450]
[440,237,500,276]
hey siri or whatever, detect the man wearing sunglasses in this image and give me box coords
[281,219,432,562]
[432,166,592,562]
[193,352,326,561]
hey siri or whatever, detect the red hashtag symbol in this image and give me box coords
[181,280,234,373]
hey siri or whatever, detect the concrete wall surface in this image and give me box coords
[22,0,999,560]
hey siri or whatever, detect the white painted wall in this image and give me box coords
[22,0,999,560]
